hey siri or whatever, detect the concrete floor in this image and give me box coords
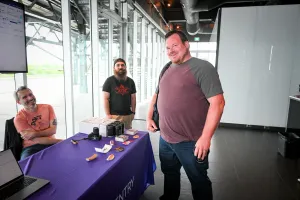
[134,120,300,200]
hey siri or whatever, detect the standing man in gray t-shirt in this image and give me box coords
[147,30,225,200]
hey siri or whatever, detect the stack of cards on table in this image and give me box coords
[115,135,129,142]
[126,129,138,135]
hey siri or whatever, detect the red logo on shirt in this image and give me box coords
[115,85,129,95]
[31,115,42,126]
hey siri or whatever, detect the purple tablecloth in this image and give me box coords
[18,131,156,200]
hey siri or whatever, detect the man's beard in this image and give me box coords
[114,69,127,80]
[170,49,190,64]
[26,98,36,106]
[24,98,37,110]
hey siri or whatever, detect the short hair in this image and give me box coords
[165,30,189,43]
[113,58,126,67]
[14,86,31,101]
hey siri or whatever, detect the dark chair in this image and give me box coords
[3,117,23,161]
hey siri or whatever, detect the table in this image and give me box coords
[18,131,156,200]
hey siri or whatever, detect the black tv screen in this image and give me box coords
[286,97,300,134]
[0,0,27,73]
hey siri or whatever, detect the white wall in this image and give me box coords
[289,6,300,96]
[218,5,300,127]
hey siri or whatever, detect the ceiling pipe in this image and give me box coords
[180,0,269,35]
[180,0,201,35]
[192,0,269,12]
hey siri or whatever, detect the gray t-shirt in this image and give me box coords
[157,57,223,143]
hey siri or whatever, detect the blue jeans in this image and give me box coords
[159,136,212,200]
[20,144,52,160]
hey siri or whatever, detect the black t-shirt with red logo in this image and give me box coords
[102,76,136,115]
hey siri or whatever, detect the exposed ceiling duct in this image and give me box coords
[180,0,269,35]
[180,0,201,35]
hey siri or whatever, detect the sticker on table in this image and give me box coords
[122,140,133,146]
[107,154,115,161]
[115,147,124,152]
[133,135,139,139]
[71,139,78,145]
[95,144,112,154]
[86,153,97,162]
[110,140,114,146]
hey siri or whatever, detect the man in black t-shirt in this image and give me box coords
[102,58,136,129]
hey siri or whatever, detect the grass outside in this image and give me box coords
[27,64,64,75]
[0,64,63,78]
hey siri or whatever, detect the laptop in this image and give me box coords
[0,149,49,200]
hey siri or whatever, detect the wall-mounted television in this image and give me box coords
[0,0,27,73]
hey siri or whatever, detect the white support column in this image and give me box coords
[162,38,166,66]
[132,10,138,81]
[140,18,146,101]
[156,35,160,86]
[108,19,113,76]
[14,73,27,88]
[14,73,27,111]
[158,36,162,80]
[121,2,127,59]
[122,2,128,19]
[121,23,127,59]
[61,0,74,138]
[152,29,157,94]
[121,2,128,59]
[162,39,167,65]
[91,0,100,117]
[147,25,153,99]
[110,0,115,11]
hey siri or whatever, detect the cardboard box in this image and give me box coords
[79,117,116,137]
